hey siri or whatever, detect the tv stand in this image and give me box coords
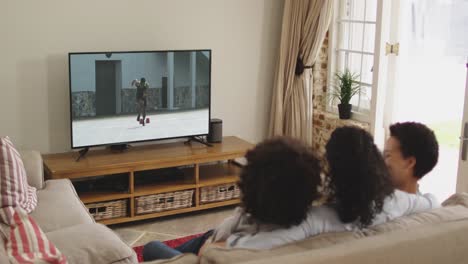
[42,136,252,225]
[75,147,89,162]
[185,136,213,147]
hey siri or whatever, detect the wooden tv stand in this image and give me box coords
[42,136,253,225]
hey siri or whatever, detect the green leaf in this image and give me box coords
[329,68,362,105]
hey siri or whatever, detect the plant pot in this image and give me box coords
[338,103,352,119]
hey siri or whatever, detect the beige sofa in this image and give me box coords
[159,194,468,264]
[199,194,468,264]
[4,151,468,264]
[0,151,138,264]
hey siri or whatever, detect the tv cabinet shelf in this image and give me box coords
[42,136,252,225]
[80,192,131,204]
[199,163,241,187]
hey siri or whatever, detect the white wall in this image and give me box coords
[0,0,284,153]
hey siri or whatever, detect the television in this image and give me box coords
[68,50,211,149]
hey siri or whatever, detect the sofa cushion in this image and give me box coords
[112,257,140,264]
[142,254,199,264]
[46,223,136,264]
[0,207,67,264]
[19,150,45,190]
[30,179,94,233]
[442,192,468,207]
[200,231,364,264]
[0,136,37,213]
[239,220,468,264]
[0,228,10,264]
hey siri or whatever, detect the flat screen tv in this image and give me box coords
[68,50,211,149]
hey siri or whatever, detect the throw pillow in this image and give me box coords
[0,136,37,213]
[442,192,468,207]
[0,206,67,264]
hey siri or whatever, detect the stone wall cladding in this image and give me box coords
[312,35,370,157]
[121,88,162,114]
[174,86,191,108]
[72,85,209,118]
[196,85,210,108]
[173,85,210,109]
[313,111,370,156]
[72,91,96,118]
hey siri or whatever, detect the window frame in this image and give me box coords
[326,0,378,123]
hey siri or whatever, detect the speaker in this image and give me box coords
[208,118,223,143]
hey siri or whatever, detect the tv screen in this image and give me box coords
[69,50,211,148]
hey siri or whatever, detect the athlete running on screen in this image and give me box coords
[132,78,149,126]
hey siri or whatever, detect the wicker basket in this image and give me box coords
[135,189,194,215]
[200,183,240,204]
[86,199,127,221]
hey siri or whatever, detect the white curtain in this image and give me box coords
[268,0,333,144]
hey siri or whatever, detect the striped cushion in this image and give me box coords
[0,207,67,264]
[0,137,37,213]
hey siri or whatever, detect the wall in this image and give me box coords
[0,0,284,153]
[312,36,370,157]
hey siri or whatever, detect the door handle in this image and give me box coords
[461,123,468,161]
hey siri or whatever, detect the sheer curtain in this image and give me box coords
[268,0,333,144]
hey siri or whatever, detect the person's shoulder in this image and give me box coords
[391,189,405,199]
[390,189,420,202]
[391,189,441,209]
[420,192,441,208]
[393,189,438,202]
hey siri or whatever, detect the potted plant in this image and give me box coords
[329,69,362,119]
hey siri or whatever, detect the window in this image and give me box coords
[328,0,378,120]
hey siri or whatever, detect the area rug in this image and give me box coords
[133,233,203,262]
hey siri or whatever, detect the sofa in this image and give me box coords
[158,194,468,264]
[0,150,138,264]
[200,213,468,264]
[3,151,468,264]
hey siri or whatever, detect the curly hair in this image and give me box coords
[389,122,439,179]
[239,137,322,228]
[325,126,394,227]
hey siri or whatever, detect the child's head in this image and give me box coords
[384,122,439,191]
[325,126,394,227]
[239,137,321,228]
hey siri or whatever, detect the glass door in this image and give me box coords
[384,0,468,201]
[456,63,468,193]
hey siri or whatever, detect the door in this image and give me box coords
[383,0,468,200]
[95,61,117,116]
[368,0,392,149]
[457,63,468,192]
